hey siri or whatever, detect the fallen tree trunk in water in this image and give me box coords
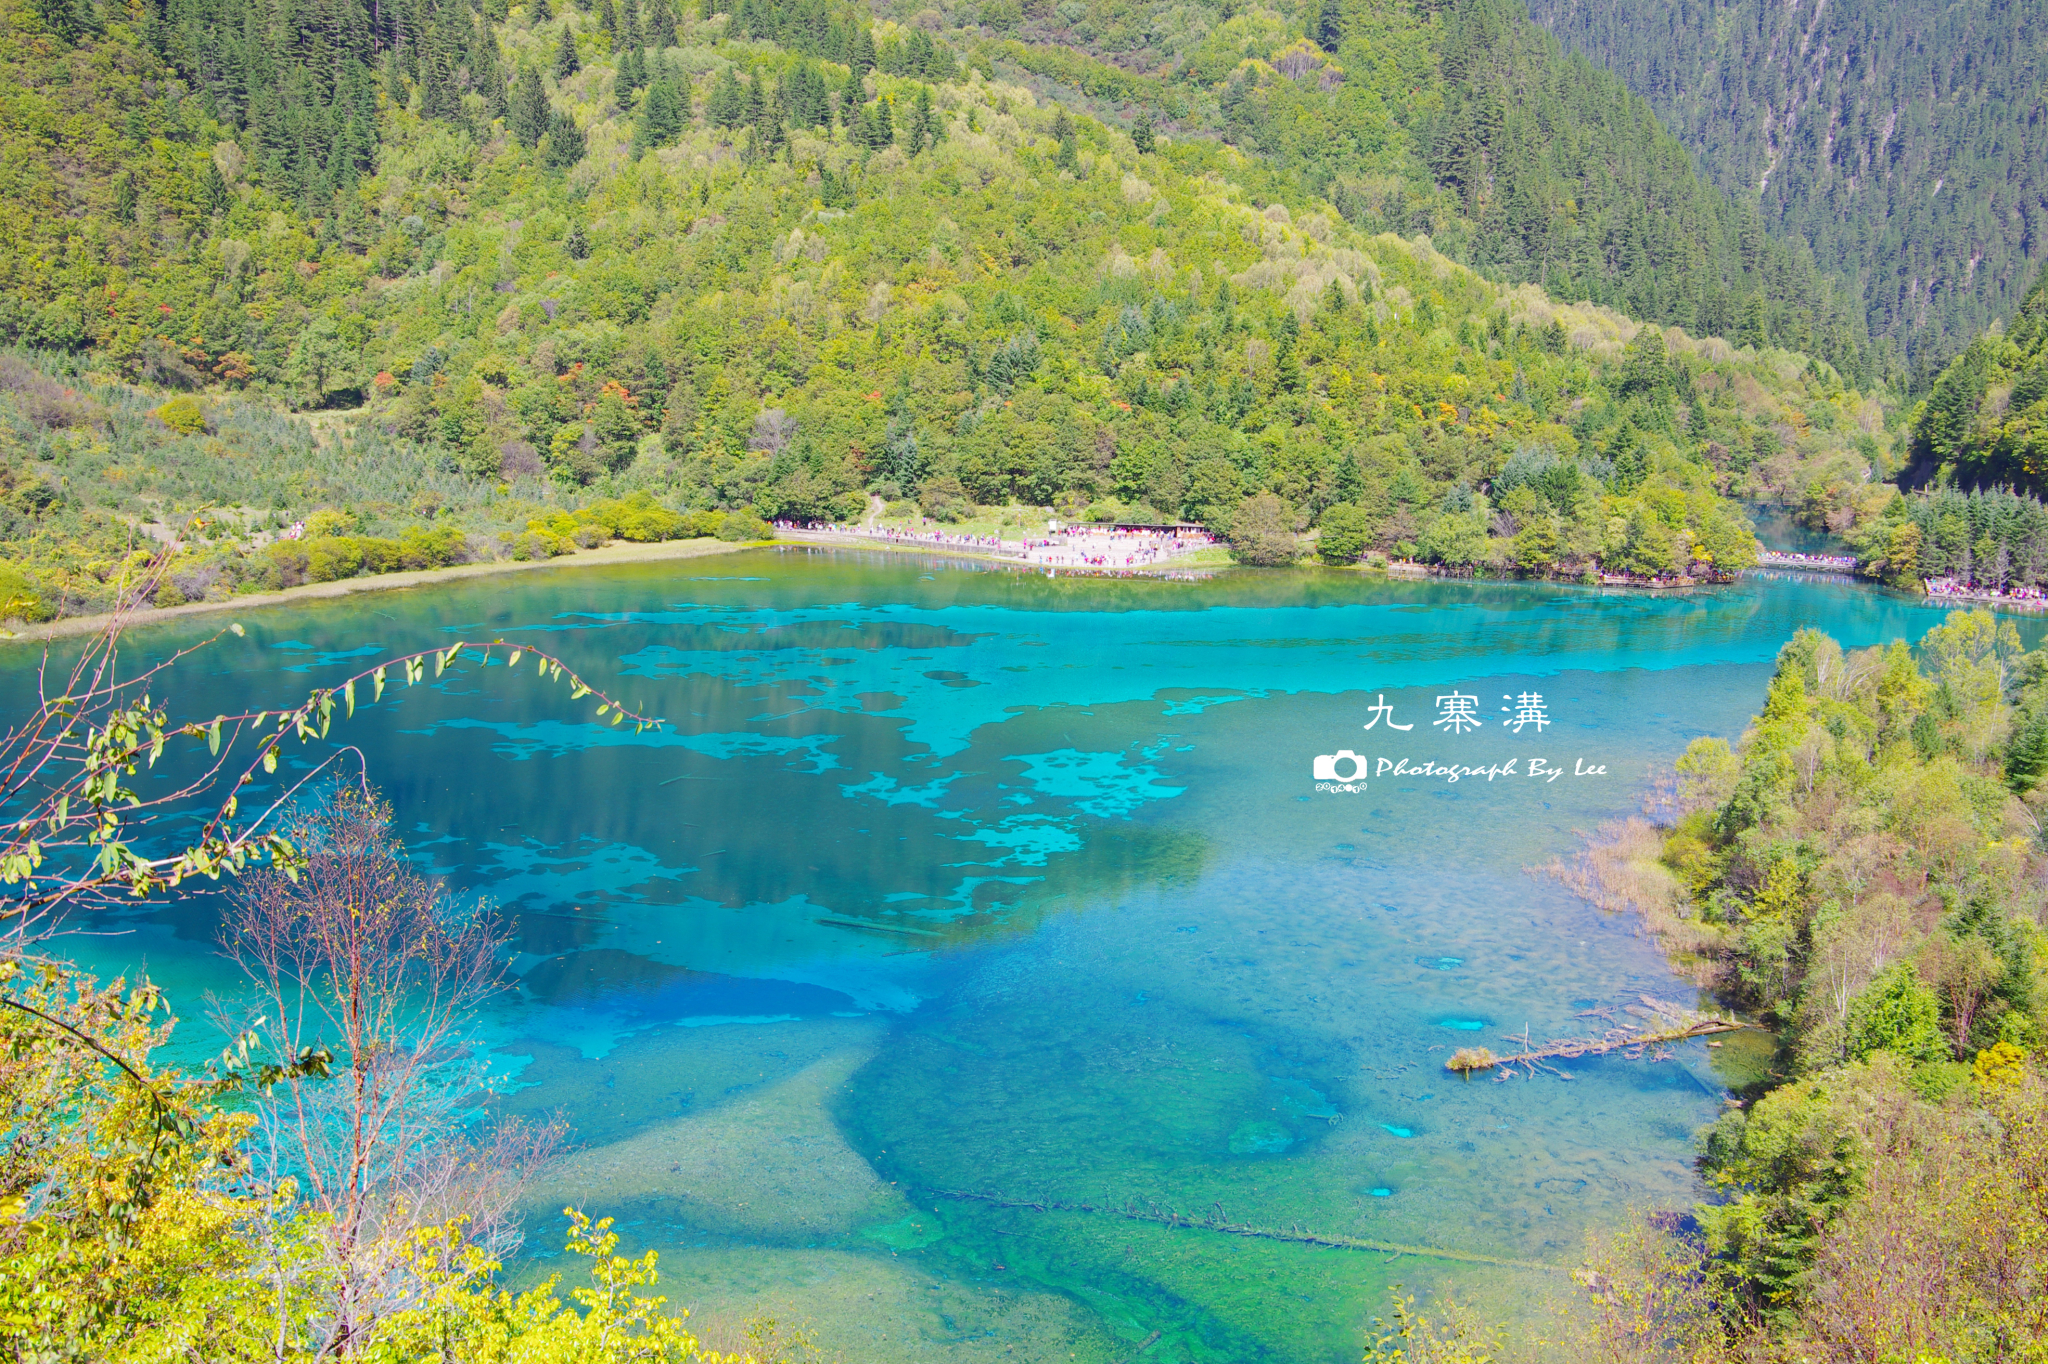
[926,1188,1562,1272]
[1445,995,1754,1079]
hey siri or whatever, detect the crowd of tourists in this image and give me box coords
[774,518,1215,570]
[775,521,1011,554]
[1924,577,2048,605]
[1018,525,1214,569]
[1756,550,1858,571]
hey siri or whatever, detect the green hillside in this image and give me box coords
[0,0,1906,620]
[880,0,1876,381]
[1906,261,2048,491]
[1525,0,2048,378]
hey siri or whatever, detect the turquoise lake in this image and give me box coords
[16,550,2019,1361]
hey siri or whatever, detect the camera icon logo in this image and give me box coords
[1313,750,1367,782]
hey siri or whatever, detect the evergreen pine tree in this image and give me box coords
[1738,294,1769,349]
[850,26,876,75]
[553,27,580,78]
[510,64,550,146]
[907,85,936,155]
[199,159,230,214]
[644,0,676,46]
[1609,425,1647,492]
[1316,0,1342,50]
[31,0,91,44]
[597,0,616,36]
[530,0,552,21]
[837,64,864,124]
[1334,451,1364,504]
[474,18,510,121]
[854,93,892,150]
[634,65,687,153]
[1051,106,1078,171]
[1131,113,1154,154]
[543,108,585,167]
[707,64,745,127]
[622,0,641,45]
[399,0,425,82]
[791,61,827,127]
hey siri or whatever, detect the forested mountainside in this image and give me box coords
[0,0,1875,379]
[0,0,1904,618]
[1905,259,2048,492]
[881,0,1876,380]
[1524,0,2048,378]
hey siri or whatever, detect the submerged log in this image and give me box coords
[1445,996,1752,1078]
[928,1187,1561,1272]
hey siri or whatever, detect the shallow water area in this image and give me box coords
[11,549,2023,1362]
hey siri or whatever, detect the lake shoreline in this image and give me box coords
[1,537,762,644]
[5,531,1988,648]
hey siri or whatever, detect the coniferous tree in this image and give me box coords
[644,0,676,46]
[542,108,585,167]
[418,2,465,121]
[849,25,876,75]
[30,0,92,44]
[837,63,864,123]
[597,0,616,36]
[853,91,892,149]
[634,64,688,154]
[473,18,509,121]
[1316,0,1343,49]
[553,26,579,78]
[199,158,230,215]
[398,0,424,83]
[1051,106,1077,172]
[509,64,550,146]
[706,64,745,128]
[1131,113,1154,154]
[786,60,828,128]
[530,0,552,20]
[906,85,937,155]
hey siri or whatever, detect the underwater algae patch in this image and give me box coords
[656,1244,1133,1363]
[527,1045,903,1242]
[509,1019,1139,1362]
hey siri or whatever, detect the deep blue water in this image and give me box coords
[8,550,2013,1361]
